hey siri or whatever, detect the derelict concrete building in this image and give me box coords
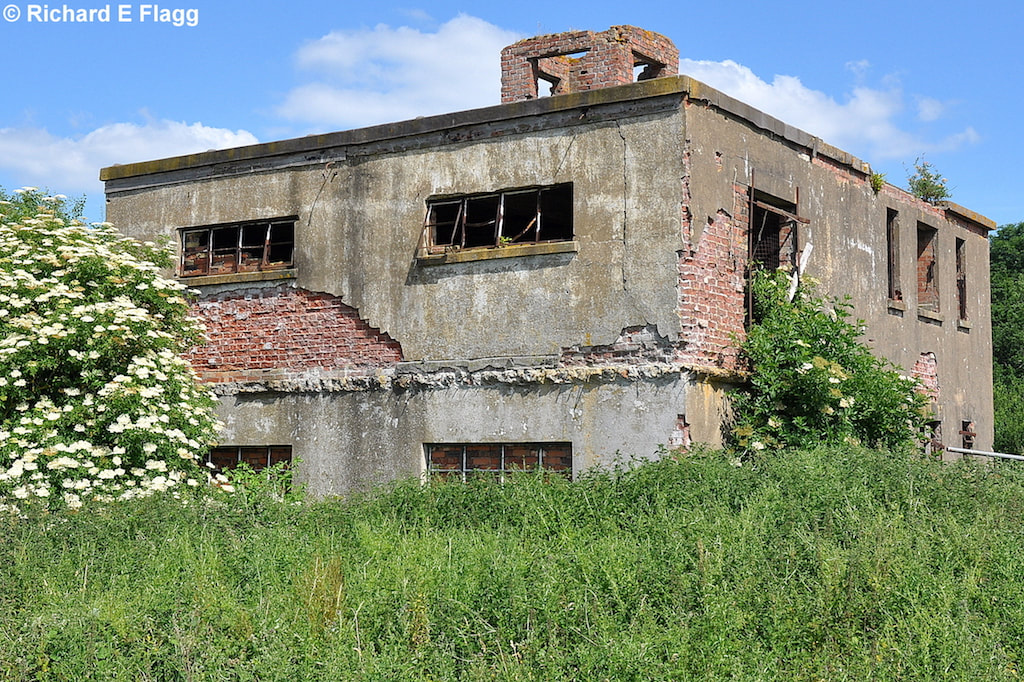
[101,26,995,494]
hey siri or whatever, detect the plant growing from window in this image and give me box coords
[730,269,929,457]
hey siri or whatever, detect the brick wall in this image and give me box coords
[187,286,402,383]
[911,351,940,403]
[500,26,678,103]
[675,183,749,371]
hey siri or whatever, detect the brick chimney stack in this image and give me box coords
[500,26,678,104]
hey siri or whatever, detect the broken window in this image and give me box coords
[745,188,806,326]
[180,218,296,277]
[423,184,573,253]
[956,237,967,321]
[202,445,292,473]
[917,224,939,312]
[426,443,572,481]
[887,209,902,301]
[960,420,976,450]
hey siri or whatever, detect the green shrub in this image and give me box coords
[0,187,220,513]
[906,157,952,203]
[730,270,929,456]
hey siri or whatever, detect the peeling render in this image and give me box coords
[103,26,996,494]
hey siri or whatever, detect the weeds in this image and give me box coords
[2,447,1023,680]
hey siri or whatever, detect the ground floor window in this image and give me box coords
[203,445,292,472]
[426,442,572,480]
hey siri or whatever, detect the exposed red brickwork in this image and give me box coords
[501,26,678,103]
[187,287,402,383]
[911,351,940,404]
[675,183,749,371]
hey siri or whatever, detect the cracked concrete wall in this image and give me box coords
[214,374,693,496]
[106,100,687,363]
[683,99,994,450]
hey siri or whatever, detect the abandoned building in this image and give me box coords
[100,26,995,494]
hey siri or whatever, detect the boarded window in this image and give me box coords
[203,445,292,472]
[887,209,902,301]
[181,218,296,277]
[917,224,939,312]
[425,443,572,481]
[424,184,572,253]
[956,237,967,321]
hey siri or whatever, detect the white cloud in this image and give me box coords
[0,119,258,194]
[278,14,521,129]
[916,96,946,122]
[679,58,978,160]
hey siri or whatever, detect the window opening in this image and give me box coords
[180,217,296,277]
[745,181,807,326]
[886,209,902,301]
[632,53,668,82]
[955,237,967,321]
[917,224,939,312]
[203,445,292,472]
[426,443,572,481]
[538,75,558,97]
[424,184,572,253]
[960,420,976,450]
[924,420,943,456]
[532,50,587,98]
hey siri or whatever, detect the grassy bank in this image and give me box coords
[3,446,1024,680]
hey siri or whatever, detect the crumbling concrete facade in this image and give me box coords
[101,27,995,495]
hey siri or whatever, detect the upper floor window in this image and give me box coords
[423,184,572,253]
[916,223,939,312]
[180,218,295,277]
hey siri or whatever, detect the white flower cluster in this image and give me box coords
[0,191,221,513]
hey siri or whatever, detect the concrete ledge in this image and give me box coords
[918,308,945,324]
[178,268,297,287]
[416,241,579,265]
[938,201,997,231]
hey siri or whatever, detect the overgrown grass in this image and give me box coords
[3,446,1024,680]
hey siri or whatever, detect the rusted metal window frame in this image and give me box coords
[422,184,572,254]
[180,217,297,278]
[203,445,292,472]
[744,174,809,327]
[425,442,573,481]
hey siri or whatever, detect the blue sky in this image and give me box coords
[1,0,1020,227]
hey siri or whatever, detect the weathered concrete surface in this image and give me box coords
[214,374,694,496]
[103,69,996,489]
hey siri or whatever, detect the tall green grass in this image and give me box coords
[2,446,1024,680]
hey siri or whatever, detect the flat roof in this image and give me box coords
[99,75,995,231]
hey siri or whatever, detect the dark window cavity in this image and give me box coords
[887,209,902,301]
[917,224,939,312]
[956,237,967,321]
[203,445,292,472]
[424,184,573,253]
[181,218,296,277]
